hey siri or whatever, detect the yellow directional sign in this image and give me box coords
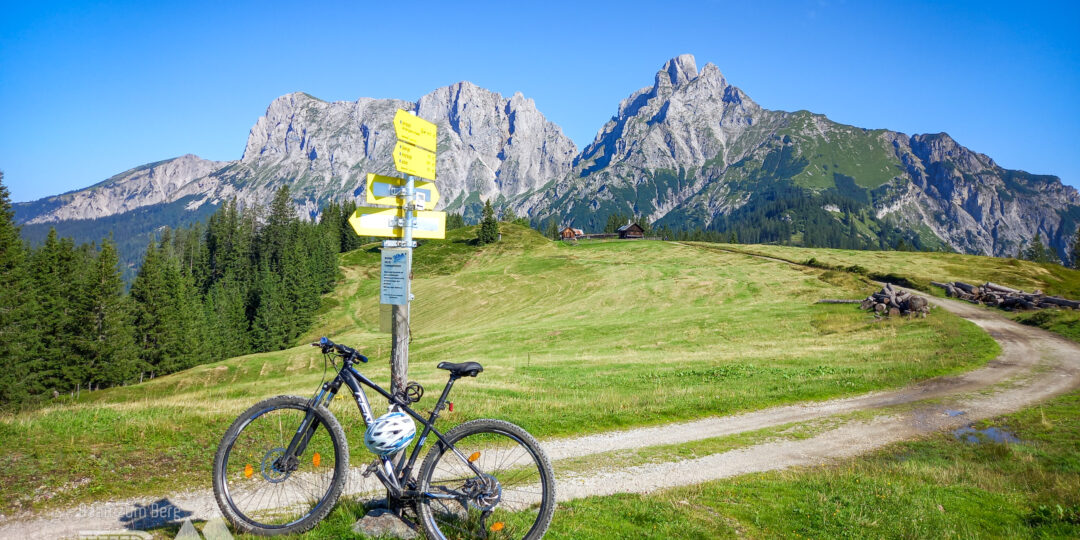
[349,207,446,239]
[393,141,437,181]
[394,109,437,152]
[366,173,440,207]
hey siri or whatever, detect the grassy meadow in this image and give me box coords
[0,226,1001,514]
[717,243,1080,343]
[717,243,1080,299]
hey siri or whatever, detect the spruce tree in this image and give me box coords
[1023,235,1058,264]
[446,212,466,231]
[339,200,364,252]
[262,186,294,266]
[29,228,85,393]
[251,264,289,352]
[477,200,499,245]
[546,219,559,240]
[76,238,140,387]
[0,172,41,404]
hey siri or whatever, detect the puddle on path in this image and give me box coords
[945,409,966,417]
[953,425,1021,444]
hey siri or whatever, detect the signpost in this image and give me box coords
[349,109,445,413]
[379,249,410,306]
[392,141,437,180]
[365,173,440,207]
[348,207,447,239]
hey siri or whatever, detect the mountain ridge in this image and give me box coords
[13,54,1080,263]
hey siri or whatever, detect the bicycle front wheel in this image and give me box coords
[212,395,348,536]
[417,419,555,540]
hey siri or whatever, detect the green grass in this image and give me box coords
[717,243,1080,299]
[715,243,1080,342]
[1,227,1000,513]
[1013,309,1080,343]
[539,389,1080,539]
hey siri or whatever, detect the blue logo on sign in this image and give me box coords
[392,253,406,263]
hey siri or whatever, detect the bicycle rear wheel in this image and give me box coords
[212,395,348,536]
[417,419,555,540]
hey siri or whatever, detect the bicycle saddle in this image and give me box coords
[437,361,484,377]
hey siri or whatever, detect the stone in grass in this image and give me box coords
[353,508,418,539]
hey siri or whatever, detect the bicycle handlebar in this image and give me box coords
[312,337,368,363]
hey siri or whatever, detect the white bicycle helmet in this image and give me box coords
[364,412,416,456]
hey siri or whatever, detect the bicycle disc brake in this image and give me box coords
[262,447,296,483]
[463,474,502,511]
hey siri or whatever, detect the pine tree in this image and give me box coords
[638,216,652,237]
[446,212,466,231]
[0,172,41,404]
[251,264,289,351]
[339,200,364,252]
[546,219,559,240]
[131,239,205,376]
[29,228,86,393]
[477,200,499,245]
[76,238,140,387]
[262,186,294,267]
[1023,235,1058,264]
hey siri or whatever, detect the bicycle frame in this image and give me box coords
[282,355,483,501]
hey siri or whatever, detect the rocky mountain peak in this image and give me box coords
[656,54,699,88]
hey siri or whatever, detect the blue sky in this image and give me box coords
[1,0,1078,202]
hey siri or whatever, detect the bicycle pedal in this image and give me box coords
[362,461,379,478]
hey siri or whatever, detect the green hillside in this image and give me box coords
[719,243,1080,299]
[0,226,1001,513]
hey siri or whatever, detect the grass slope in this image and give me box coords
[1,227,998,514]
[718,243,1080,343]
[720,243,1080,298]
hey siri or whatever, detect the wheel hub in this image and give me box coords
[463,474,502,511]
[261,447,296,483]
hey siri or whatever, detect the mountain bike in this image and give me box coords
[212,337,555,539]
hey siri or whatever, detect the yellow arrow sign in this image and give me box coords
[393,141,437,181]
[349,207,446,239]
[366,173,440,207]
[394,109,437,152]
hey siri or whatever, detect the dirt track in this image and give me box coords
[3,284,1079,538]
[554,290,1080,500]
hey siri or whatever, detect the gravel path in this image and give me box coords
[3,287,1078,539]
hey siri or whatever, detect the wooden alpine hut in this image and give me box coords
[617,223,645,239]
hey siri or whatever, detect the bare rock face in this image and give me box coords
[17,86,575,224]
[880,132,1080,257]
[219,84,576,217]
[21,154,232,224]
[520,54,787,228]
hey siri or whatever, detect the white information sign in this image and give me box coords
[380,248,410,306]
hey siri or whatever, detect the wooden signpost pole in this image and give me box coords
[389,173,414,407]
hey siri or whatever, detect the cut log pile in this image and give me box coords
[930,281,1080,311]
[857,283,931,318]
